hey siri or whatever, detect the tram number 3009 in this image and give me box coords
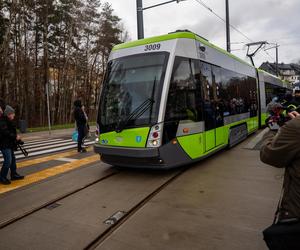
[144,43,161,51]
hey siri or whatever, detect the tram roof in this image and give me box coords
[112,31,253,68]
[258,69,292,89]
[257,69,281,80]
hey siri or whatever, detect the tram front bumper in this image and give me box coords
[94,141,192,169]
[94,144,159,158]
[94,143,163,168]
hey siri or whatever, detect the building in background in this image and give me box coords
[260,62,300,84]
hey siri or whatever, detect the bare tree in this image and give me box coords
[0,0,128,127]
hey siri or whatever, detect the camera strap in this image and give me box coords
[18,144,28,157]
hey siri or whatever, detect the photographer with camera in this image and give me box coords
[0,105,24,185]
[261,110,300,248]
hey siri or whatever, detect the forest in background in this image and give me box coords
[0,0,128,127]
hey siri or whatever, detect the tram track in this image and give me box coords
[84,166,189,250]
[0,162,192,250]
[0,170,119,230]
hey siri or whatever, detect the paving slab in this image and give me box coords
[96,137,283,250]
[17,160,65,176]
[0,161,114,227]
[0,169,179,250]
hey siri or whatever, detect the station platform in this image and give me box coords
[0,130,283,250]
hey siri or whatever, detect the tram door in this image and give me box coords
[200,62,216,152]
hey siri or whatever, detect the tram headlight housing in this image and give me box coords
[95,123,100,136]
[147,124,162,148]
[95,123,100,143]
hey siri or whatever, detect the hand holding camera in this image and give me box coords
[288,111,300,119]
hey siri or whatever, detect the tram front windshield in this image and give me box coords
[99,52,169,133]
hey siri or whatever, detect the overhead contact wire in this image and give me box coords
[194,0,275,61]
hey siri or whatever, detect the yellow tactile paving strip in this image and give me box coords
[18,148,92,168]
[0,155,100,194]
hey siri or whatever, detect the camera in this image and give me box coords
[16,139,24,145]
[14,139,28,157]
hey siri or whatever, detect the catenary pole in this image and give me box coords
[136,0,185,40]
[137,0,144,39]
[226,0,231,53]
[276,44,279,76]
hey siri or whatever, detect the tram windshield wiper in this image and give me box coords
[115,77,157,133]
[115,98,155,133]
[116,98,154,133]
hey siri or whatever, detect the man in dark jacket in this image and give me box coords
[0,105,24,185]
[74,100,87,153]
[260,111,300,220]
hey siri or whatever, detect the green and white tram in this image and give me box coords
[94,30,279,168]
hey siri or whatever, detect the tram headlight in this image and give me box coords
[147,124,162,148]
[152,140,158,146]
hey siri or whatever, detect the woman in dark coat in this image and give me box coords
[74,100,87,153]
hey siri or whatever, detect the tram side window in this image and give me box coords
[265,83,286,106]
[248,76,258,117]
[219,69,242,116]
[165,57,202,122]
[218,69,256,116]
[235,74,250,115]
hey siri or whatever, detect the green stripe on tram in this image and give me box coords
[112,32,195,51]
[261,113,268,127]
[177,133,205,159]
[99,127,150,148]
[177,117,259,159]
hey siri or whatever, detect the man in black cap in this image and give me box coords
[74,100,87,153]
[0,105,24,185]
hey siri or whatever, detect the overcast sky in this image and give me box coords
[106,0,300,66]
